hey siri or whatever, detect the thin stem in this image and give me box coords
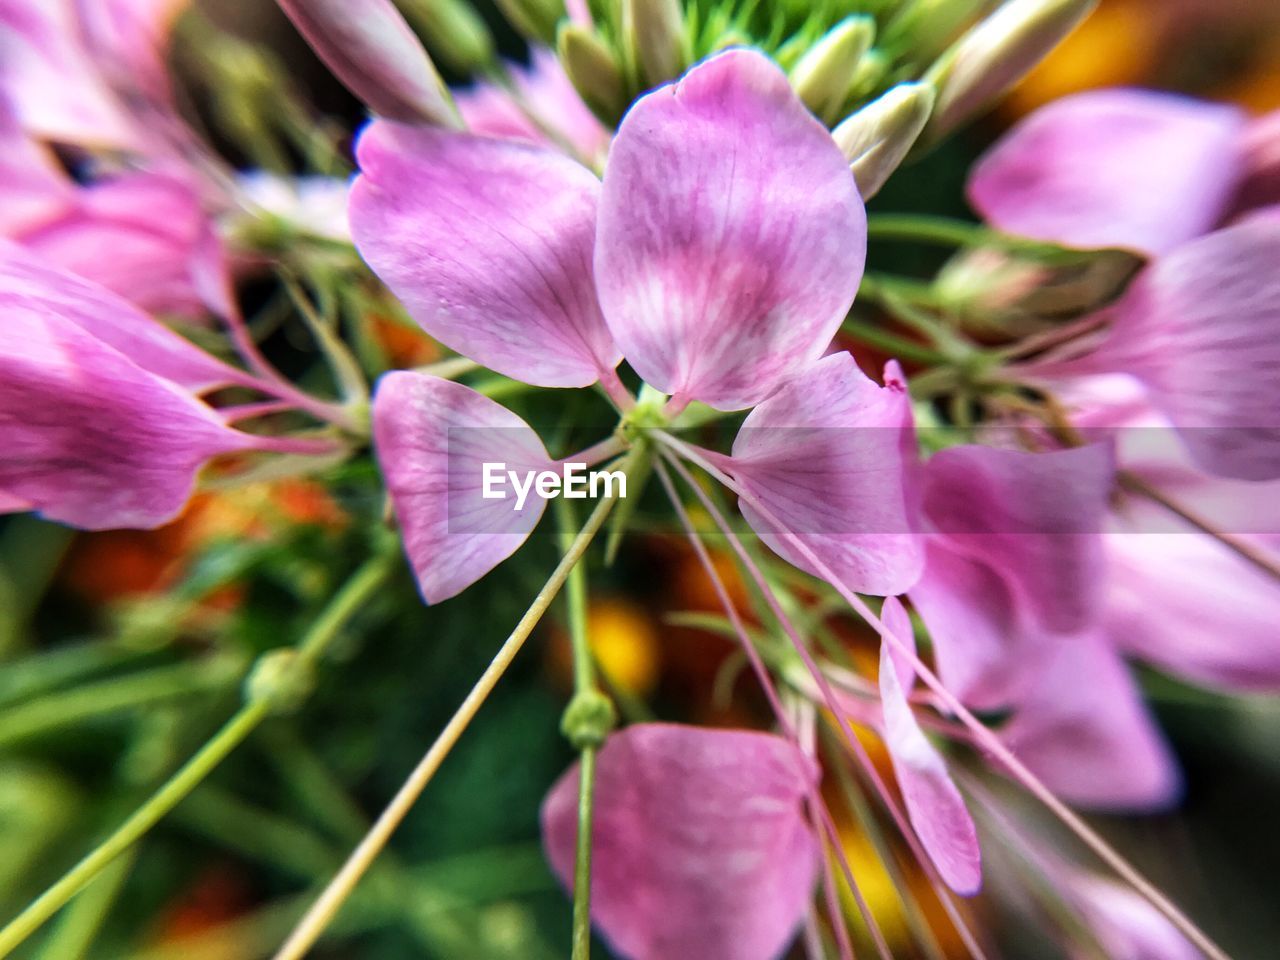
[1117,472,1280,585]
[270,462,635,960]
[560,434,628,470]
[33,849,136,960]
[656,453,977,960]
[572,747,599,960]
[865,214,1063,257]
[841,317,948,364]
[653,459,884,960]
[0,550,399,958]
[0,702,270,959]
[656,432,1231,960]
[557,496,604,960]
[597,366,636,412]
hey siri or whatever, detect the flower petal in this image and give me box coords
[1102,219,1280,480]
[595,48,866,410]
[371,372,554,603]
[17,171,226,320]
[0,95,72,234]
[0,275,253,529]
[0,243,238,391]
[909,540,1029,709]
[968,88,1246,255]
[725,353,924,596]
[541,723,819,960]
[1068,876,1202,960]
[351,121,620,388]
[1001,633,1182,811]
[1106,530,1280,693]
[879,632,982,896]
[881,594,916,690]
[922,444,1112,634]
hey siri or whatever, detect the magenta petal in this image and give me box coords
[909,540,1029,710]
[0,97,72,234]
[0,277,252,530]
[351,122,620,388]
[1102,219,1280,480]
[371,372,555,603]
[881,595,916,690]
[1069,877,1202,960]
[968,88,1246,255]
[595,49,866,410]
[725,353,923,596]
[922,444,1112,634]
[541,723,820,960]
[879,637,982,896]
[17,171,226,320]
[1233,108,1280,218]
[0,244,238,391]
[1106,531,1280,693]
[1001,634,1182,811]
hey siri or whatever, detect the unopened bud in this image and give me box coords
[790,16,875,124]
[276,0,459,126]
[924,0,1096,141]
[245,649,316,715]
[494,0,566,44]
[558,23,628,124]
[560,689,617,748]
[834,82,935,199]
[623,0,688,88]
[396,0,495,74]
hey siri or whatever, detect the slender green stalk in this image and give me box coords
[840,317,947,364]
[557,498,609,960]
[0,701,270,958]
[0,549,399,958]
[270,458,635,960]
[865,213,1063,256]
[33,849,136,960]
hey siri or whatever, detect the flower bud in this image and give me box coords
[276,0,459,126]
[833,82,935,199]
[494,0,566,44]
[396,0,495,74]
[623,0,689,88]
[789,16,875,124]
[925,0,1096,140]
[557,23,628,124]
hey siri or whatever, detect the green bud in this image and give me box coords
[558,23,629,124]
[789,16,875,125]
[494,0,565,44]
[623,0,689,88]
[396,0,495,74]
[834,82,934,199]
[244,649,316,716]
[560,689,617,749]
[924,0,1097,141]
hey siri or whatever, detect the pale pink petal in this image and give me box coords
[881,595,916,690]
[1105,530,1280,692]
[909,540,1031,710]
[371,372,555,603]
[922,444,1112,634]
[0,276,254,530]
[1100,219,1280,480]
[457,48,610,163]
[0,243,238,391]
[1001,634,1182,811]
[72,0,186,109]
[879,634,983,896]
[1231,108,1280,219]
[276,0,454,125]
[1069,876,1202,960]
[595,48,866,410]
[17,171,226,320]
[0,0,133,147]
[968,88,1246,255]
[723,353,924,596]
[0,95,72,234]
[541,723,819,960]
[351,121,620,388]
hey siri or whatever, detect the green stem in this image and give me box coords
[840,317,947,364]
[0,549,399,958]
[0,701,270,959]
[572,746,599,960]
[270,457,636,960]
[865,213,1063,256]
[32,849,136,960]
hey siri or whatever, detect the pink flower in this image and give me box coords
[541,723,820,960]
[455,47,610,165]
[0,244,300,530]
[354,49,894,602]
